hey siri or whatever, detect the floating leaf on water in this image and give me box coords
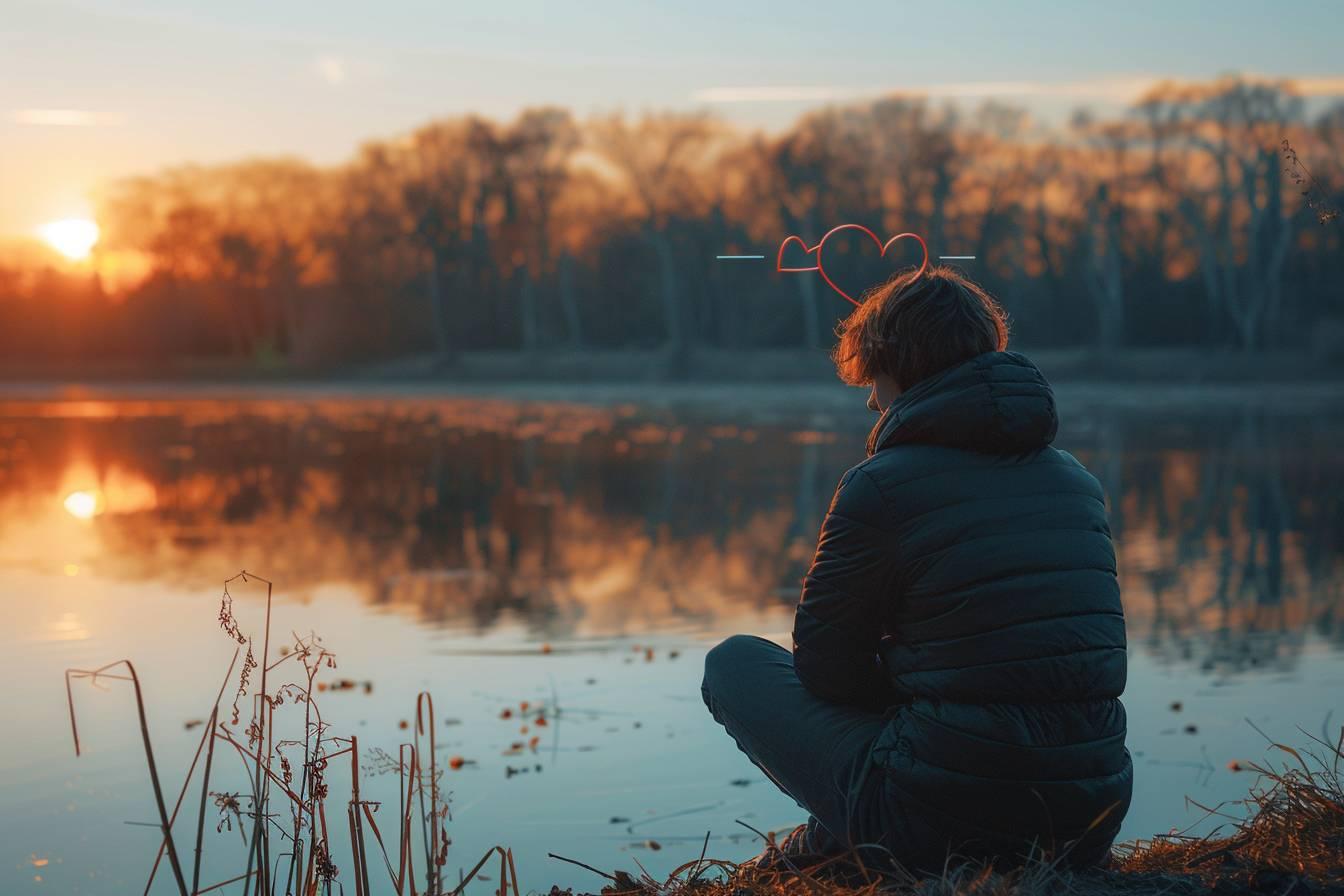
[1228,760,1244,772]
[398,720,409,730]
[669,651,680,660]
[535,716,547,727]
[500,708,513,719]
[541,643,552,655]
[520,700,530,711]
[645,840,662,851]
[1170,701,1183,712]
[449,756,466,770]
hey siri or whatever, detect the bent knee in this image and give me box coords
[702,633,775,695]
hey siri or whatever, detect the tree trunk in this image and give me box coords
[1083,187,1126,349]
[519,267,538,352]
[929,165,951,254]
[784,207,822,349]
[428,250,451,359]
[648,227,688,377]
[558,251,583,348]
[797,274,821,350]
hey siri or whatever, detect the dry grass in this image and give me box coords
[65,570,514,896]
[564,732,1344,896]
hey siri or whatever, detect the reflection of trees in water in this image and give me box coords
[0,402,837,637]
[1074,411,1344,675]
[0,402,1339,665]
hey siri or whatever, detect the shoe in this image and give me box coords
[743,825,899,885]
[742,824,834,873]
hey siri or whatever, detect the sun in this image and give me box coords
[39,217,100,261]
[63,490,101,519]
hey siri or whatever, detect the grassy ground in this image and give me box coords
[567,736,1344,896]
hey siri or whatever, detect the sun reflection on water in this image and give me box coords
[45,611,90,642]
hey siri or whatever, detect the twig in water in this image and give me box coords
[547,852,618,882]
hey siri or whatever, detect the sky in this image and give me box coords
[3,0,1343,238]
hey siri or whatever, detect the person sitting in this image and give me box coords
[701,265,1131,874]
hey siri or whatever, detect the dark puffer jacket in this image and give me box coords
[793,350,1131,868]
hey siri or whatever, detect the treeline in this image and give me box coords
[2,76,1342,369]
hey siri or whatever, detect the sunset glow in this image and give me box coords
[63,490,100,519]
[39,218,99,261]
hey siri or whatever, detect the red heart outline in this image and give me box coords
[815,225,929,307]
[775,234,819,272]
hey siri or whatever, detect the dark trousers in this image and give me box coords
[701,634,900,860]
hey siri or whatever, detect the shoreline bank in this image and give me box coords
[1,379,1342,416]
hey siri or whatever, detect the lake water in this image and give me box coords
[1,388,1341,894]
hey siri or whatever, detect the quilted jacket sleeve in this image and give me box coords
[792,465,900,709]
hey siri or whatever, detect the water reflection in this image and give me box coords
[1,396,1342,894]
[0,398,1340,661]
[1082,412,1344,676]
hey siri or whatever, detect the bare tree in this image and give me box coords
[1072,117,1136,348]
[398,122,476,360]
[507,108,581,350]
[590,111,721,371]
[1140,78,1303,349]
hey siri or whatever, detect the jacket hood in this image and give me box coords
[866,351,1058,456]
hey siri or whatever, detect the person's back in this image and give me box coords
[799,349,1131,868]
[703,266,1132,873]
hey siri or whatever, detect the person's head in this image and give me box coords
[832,265,1009,413]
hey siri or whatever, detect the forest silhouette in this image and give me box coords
[1,76,1341,372]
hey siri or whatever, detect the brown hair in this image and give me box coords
[831,265,1009,390]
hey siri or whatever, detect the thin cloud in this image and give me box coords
[692,75,1344,105]
[691,78,1157,105]
[314,56,347,86]
[11,108,122,127]
[921,77,1159,101]
[693,86,865,103]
